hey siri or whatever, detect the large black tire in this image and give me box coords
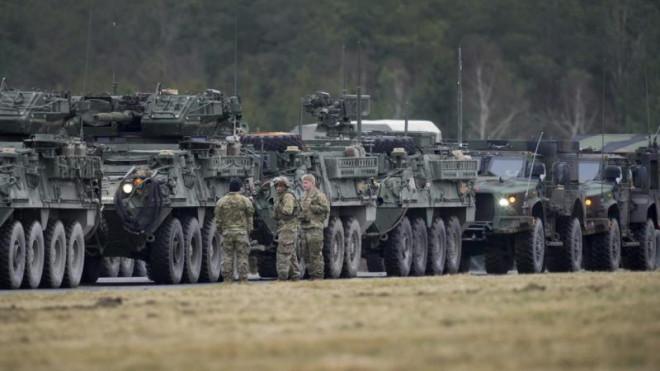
[0,221,26,289]
[181,217,203,284]
[100,257,120,277]
[21,221,44,289]
[627,219,657,271]
[40,220,67,288]
[366,249,385,272]
[383,217,413,277]
[341,217,362,278]
[62,221,85,288]
[590,218,621,271]
[323,217,345,279]
[241,133,305,152]
[363,136,416,155]
[426,218,446,275]
[444,217,463,274]
[148,217,185,284]
[410,217,428,276]
[118,258,135,277]
[133,260,148,277]
[515,218,545,274]
[547,217,582,272]
[656,230,660,270]
[199,218,222,282]
[81,257,102,284]
[484,238,513,274]
[257,252,277,278]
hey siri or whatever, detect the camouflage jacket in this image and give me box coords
[300,187,330,229]
[215,192,254,234]
[272,191,298,232]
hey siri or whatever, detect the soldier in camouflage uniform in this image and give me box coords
[299,174,330,280]
[271,177,301,281]
[215,178,254,283]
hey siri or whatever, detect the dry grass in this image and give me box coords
[1,272,659,371]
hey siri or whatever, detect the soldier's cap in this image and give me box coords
[273,176,291,188]
[229,178,242,192]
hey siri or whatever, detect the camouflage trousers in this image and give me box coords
[277,228,300,280]
[301,227,324,279]
[221,230,250,282]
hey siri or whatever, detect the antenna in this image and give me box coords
[645,60,651,147]
[111,16,118,95]
[299,98,304,139]
[342,44,346,95]
[357,41,362,142]
[524,132,543,205]
[404,101,409,137]
[233,14,238,96]
[457,46,463,147]
[601,58,606,199]
[82,4,92,94]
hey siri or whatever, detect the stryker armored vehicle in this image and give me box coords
[0,81,102,289]
[81,86,254,284]
[244,92,378,279]
[462,139,587,274]
[575,134,658,271]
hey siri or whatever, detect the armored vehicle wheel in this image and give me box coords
[444,217,463,274]
[366,249,385,272]
[149,217,185,284]
[627,219,657,271]
[41,220,67,288]
[257,252,277,278]
[341,217,362,278]
[118,258,135,277]
[515,218,545,274]
[484,238,513,274]
[324,217,345,279]
[21,221,44,289]
[81,257,102,284]
[100,257,121,277]
[590,218,621,271]
[200,218,222,282]
[426,218,446,275]
[181,217,203,284]
[410,218,428,276]
[383,217,413,277]
[62,221,85,288]
[547,217,582,272]
[133,260,148,277]
[241,133,305,152]
[0,221,26,289]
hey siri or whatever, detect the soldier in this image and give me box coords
[271,177,301,281]
[215,178,254,284]
[299,174,330,280]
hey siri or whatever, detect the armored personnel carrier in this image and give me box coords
[462,139,586,274]
[245,92,378,279]
[576,134,658,271]
[0,81,102,289]
[81,87,253,284]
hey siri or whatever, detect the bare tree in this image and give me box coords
[546,69,599,137]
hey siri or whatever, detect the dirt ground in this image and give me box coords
[0,271,659,371]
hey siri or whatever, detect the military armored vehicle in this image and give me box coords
[244,92,378,279]
[81,87,254,285]
[462,139,586,274]
[575,134,658,271]
[357,125,477,277]
[0,81,103,289]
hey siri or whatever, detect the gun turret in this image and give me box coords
[0,85,73,136]
[302,91,369,138]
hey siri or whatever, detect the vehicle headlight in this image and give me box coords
[122,182,134,194]
[498,198,510,207]
[585,198,592,206]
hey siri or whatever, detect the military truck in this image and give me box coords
[244,92,378,279]
[358,128,478,277]
[0,81,103,289]
[462,140,586,274]
[82,87,254,285]
[575,134,658,271]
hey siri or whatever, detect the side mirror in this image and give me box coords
[632,166,648,188]
[554,162,571,186]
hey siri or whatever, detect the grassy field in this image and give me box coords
[0,271,659,371]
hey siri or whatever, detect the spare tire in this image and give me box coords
[363,136,416,155]
[241,133,305,153]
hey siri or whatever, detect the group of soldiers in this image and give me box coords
[214,174,330,283]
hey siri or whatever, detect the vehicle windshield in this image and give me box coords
[579,161,601,182]
[488,157,524,178]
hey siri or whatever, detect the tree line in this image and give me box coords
[1,0,659,140]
